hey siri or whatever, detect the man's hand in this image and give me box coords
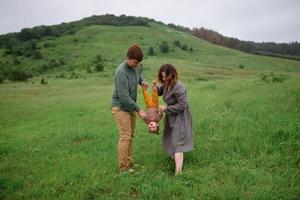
[138,109,147,118]
[141,81,148,90]
[159,105,167,112]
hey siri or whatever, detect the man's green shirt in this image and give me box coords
[111,61,144,112]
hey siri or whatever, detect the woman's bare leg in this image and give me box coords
[174,152,183,175]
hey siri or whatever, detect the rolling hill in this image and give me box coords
[0,15,300,83]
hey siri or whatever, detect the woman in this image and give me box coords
[158,64,194,175]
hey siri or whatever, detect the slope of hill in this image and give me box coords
[0,20,300,83]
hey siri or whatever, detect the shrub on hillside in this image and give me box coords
[174,40,180,47]
[0,65,9,83]
[40,78,47,84]
[272,74,288,83]
[260,74,269,83]
[13,57,21,65]
[43,42,57,48]
[148,47,155,56]
[260,73,289,83]
[9,67,32,81]
[174,40,189,51]
[95,55,103,63]
[58,73,66,78]
[86,66,93,73]
[32,50,43,59]
[49,59,60,68]
[181,44,188,51]
[29,39,39,49]
[59,58,66,65]
[0,71,5,83]
[0,75,4,83]
[5,39,43,58]
[159,41,170,53]
[94,54,105,72]
[95,63,104,72]
[70,72,79,79]
[39,59,62,73]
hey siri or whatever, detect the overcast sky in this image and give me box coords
[0,0,299,43]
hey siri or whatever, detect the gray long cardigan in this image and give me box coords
[158,81,194,156]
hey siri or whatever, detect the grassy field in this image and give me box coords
[1,23,300,199]
[1,66,299,199]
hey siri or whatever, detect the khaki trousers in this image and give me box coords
[111,106,137,171]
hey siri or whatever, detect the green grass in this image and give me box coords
[1,22,300,199]
[1,68,299,199]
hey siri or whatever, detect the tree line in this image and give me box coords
[191,27,300,60]
[0,14,150,55]
[168,24,300,61]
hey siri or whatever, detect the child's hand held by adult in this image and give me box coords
[141,80,148,90]
[159,105,167,112]
[138,109,147,118]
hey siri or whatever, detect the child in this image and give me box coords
[142,81,163,134]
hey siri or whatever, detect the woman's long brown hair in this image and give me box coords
[158,64,179,92]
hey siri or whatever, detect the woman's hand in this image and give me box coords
[159,105,167,112]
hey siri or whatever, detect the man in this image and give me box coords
[111,44,147,172]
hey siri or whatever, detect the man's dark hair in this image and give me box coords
[127,44,144,62]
